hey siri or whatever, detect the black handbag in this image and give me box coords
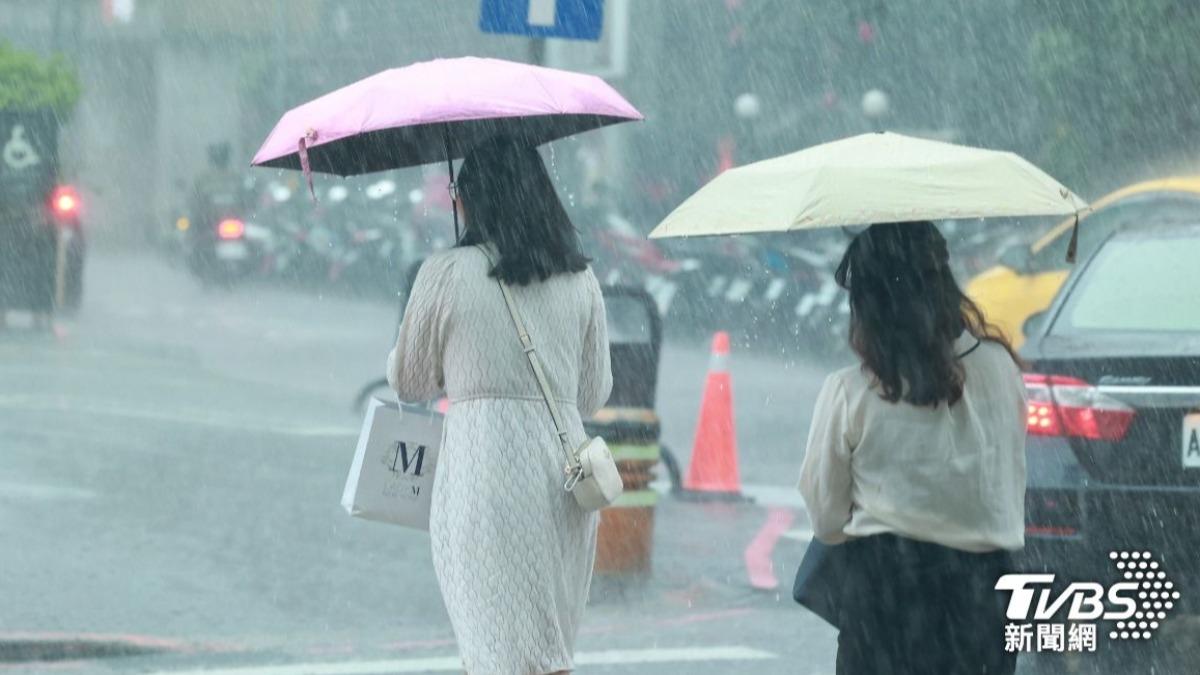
[792,538,847,628]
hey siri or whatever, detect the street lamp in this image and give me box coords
[861,88,889,131]
[729,92,763,166]
[734,93,762,121]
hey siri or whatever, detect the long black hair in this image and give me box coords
[834,222,1020,407]
[456,136,590,285]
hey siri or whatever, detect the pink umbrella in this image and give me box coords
[252,56,643,221]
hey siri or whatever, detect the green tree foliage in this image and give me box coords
[741,0,1200,190]
[0,41,82,116]
[628,0,1200,208]
[1028,0,1200,185]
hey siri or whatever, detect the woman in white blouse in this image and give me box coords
[799,222,1026,674]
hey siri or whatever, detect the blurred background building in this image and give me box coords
[2,0,1199,243]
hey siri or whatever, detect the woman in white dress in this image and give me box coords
[387,136,612,675]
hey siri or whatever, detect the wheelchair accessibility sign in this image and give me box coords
[3,124,42,171]
[0,111,56,202]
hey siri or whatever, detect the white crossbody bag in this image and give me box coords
[479,246,623,511]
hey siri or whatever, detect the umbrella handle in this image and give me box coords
[299,128,318,203]
[444,128,459,242]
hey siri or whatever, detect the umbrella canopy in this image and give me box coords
[251,56,643,176]
[649,132,1088,239]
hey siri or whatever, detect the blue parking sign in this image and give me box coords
[480,0,605,41]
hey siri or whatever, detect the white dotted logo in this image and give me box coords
[1108,550,1179,641]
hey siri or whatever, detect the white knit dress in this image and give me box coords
[387,244,612,675]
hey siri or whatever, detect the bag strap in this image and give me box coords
[476,246,579,474]
[957,336,983,359]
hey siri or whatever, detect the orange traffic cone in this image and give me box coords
[683,331,742,497]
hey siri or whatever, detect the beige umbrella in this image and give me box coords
[650,132,1088,256]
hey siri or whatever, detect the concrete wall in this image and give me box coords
[70,41,158,243]
[154,46,244,235]
[0,0,640,242]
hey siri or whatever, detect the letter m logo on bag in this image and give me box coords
[385,441,427,477]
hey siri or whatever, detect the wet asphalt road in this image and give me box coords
[1,250,842,674]
[4,250,1185,674]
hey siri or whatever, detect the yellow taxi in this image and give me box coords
[966,176,1200,347]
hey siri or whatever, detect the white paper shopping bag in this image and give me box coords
[341,398,442,530]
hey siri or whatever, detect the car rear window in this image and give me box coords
[1053,230,1200,333]
[1030,196,1200,270]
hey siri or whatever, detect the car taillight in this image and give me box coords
[51,185,80,217]
[1023,373,1135,441]
[217,218,245,240]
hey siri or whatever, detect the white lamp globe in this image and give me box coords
[734,93,762,120]
[861,89,890,119]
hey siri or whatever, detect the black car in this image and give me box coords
[1019,220,1200,605]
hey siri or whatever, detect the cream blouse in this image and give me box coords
[798,332,1027,552]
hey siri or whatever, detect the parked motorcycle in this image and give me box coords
[182,175,268,287]
[656,235,753,337]
[331,178,415,297]
[257,182,335,286]
[580,209,702,319]
[777,235,849,355]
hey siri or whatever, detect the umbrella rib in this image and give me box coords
[526,71,569,117]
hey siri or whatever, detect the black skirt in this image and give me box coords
[835,533,1017,675]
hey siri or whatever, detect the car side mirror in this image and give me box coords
[999,244,1031,274]
[1023,310,1049,338]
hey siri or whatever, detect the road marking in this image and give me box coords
[581,646,775,665]
[782,527,815,542]
[0,481,96,501]
[148,646,776,674]
[0,395,358,438]
[739,483,807,509]
[649,479,808,509]
[745,507,795,590]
